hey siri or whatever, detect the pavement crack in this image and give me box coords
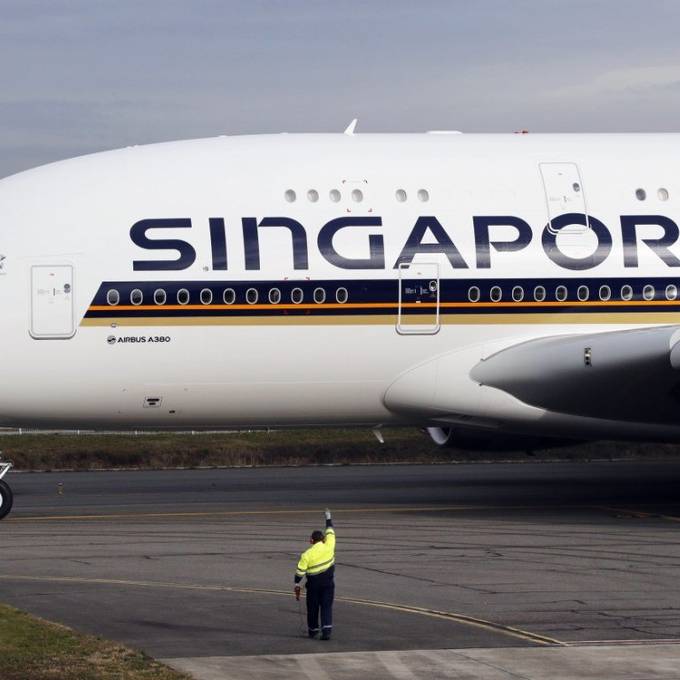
[335,561,496,593]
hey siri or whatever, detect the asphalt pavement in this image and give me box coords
[2,461,680,678]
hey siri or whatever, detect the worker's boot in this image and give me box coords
[308,629,318,639]
[321,628,332,641]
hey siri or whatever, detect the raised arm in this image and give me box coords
[324,508,335,550]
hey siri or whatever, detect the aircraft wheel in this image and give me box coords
[0,480,13,520]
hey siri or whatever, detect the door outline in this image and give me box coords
[30,264,76,340]
[397,262,440,335]
[539,162,589,235]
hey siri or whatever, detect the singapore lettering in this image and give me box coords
[129,214,680,272]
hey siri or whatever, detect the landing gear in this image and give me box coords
[0,458,13,520]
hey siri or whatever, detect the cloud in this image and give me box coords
[4,1,680,177]
[547,64,680,100]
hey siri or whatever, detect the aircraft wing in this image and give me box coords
[470,326,680,426]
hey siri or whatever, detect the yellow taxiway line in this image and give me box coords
[7,504,573,522]
[596,505,680,523]
[0,573,563,646]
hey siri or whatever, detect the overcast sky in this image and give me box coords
[1,0,680,177]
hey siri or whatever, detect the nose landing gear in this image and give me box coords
[0,458,13,520]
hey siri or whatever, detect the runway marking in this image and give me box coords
[296,655,334,680]
[376,651,420,680]
[0,573,563,647]
[8,504,583,522]
[164,644,680,680]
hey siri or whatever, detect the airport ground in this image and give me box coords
[4,427,680,471]
[2,461,680,678]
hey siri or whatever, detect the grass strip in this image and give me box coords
[0,603,189,680]
[0,427,675,472]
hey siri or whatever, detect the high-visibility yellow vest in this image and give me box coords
[296,527,336,578]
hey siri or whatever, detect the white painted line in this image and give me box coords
[296,654,334,680]
[376,651,420,680]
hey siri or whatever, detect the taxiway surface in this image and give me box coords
[2,461,680,678]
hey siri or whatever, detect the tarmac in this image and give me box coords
[2,461,680,678]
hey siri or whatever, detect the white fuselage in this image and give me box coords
[0,132,678,441]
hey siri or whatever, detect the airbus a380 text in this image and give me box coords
[0,129,679,516]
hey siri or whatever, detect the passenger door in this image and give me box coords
[396,262,440,335]
[540,162,588,234]
[30,265,75,339]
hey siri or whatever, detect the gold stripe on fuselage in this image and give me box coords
[80,311,680,327]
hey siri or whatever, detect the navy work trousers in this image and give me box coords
[306,567,334,634]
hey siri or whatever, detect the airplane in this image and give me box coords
[1,124,679,519]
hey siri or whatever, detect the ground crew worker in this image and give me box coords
[294,508,335,640]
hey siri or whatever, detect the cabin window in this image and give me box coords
[490,286,502,302]
[658,188,669,201]
[246,288,259,304]
[666,284,678,301]
[351,189,363,203]
[223,288,236,305]
[417,189,430,202]
[307,189,319,203]
[512,286,524,302]
[200,288,213,305]
[153,289,167,305]
[599,285,611,301]
[269,288,281,304]
[291,287,304,304]
[555,285,568,302]
[313,287,326,304]
[329,189,341,202]
[130,289,143,306]
[533,285,546,302]
[177,288,190,305]
[643,284,655,301]
[635,188,646,201]
[620,284,633,301]
[106,289,120,306]
[395,189,407,202]
[335,287,349,304]
[468,286,481,302]
[284,189,296,203]
[577,285,589,301]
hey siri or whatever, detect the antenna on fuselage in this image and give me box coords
[344,118,358,136]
